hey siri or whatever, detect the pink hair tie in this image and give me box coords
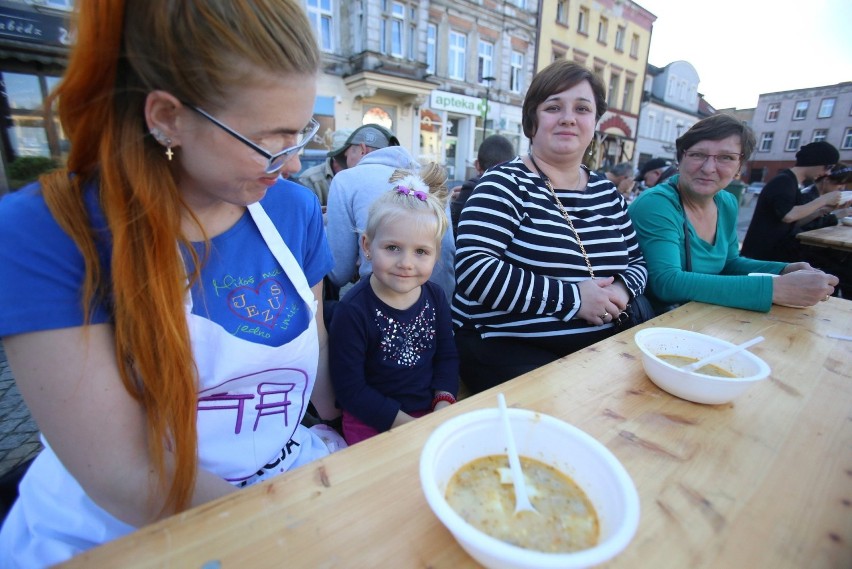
[395,186,428,201]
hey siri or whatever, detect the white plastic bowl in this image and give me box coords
[634,327,771,404]
[420,408,640,569]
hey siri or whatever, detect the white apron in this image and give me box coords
[0,203,331,568]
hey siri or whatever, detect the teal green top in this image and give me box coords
[628,176,787,312]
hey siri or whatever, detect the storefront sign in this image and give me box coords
[430,90,486,117]
[0,7,72,47]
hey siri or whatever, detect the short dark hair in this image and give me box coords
[675,114,756,163]
[608,162,634,177]
[477,134,516,171]
[522,60,607,139]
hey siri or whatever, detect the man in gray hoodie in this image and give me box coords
[325,144,456,301]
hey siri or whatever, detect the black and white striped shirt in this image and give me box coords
[452,157,647,338]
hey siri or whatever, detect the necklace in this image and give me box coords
[528,153,595,279]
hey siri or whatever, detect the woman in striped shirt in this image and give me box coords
[452,61,647,393]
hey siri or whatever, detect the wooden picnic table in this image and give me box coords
[62,299,852,569]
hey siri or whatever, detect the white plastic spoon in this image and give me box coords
[497,393,538,515]
[682,336,765,373]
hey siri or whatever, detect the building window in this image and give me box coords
[597,17,608,43]
[662,117,672,142]
[3,72,67,161]
[552,49,565,62]
[812,129,828,143]
[785,130,801,151]
[817,98,836,119]
[578,7,589,34]
[607,73,619,107]
[389,2,406,56]
[630,33,639,58]
[759,132,774,152]
[667,77,676,98]
[449,31,466,81]
[615,26,625,51]
[765,102,780,122]
[556,0,568,25]
[792,101,809,120]
[426,23,437,74]
[622,78,634,111]
[478,40,494,83]
[843,127,852,150]
[306,0,334,52]
[645,112,657,138]
[510,50,524,93]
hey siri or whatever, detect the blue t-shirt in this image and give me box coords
[0,178,332,346]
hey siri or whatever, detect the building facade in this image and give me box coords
[634,61,714,169]
[307,0,538,182]
[537,0,655,169]
[0,0,72,193]
[747,82,852,183]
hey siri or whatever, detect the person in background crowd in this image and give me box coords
[629,114,838,313]
[798,164,852,230]
[452,61,647,394]
[296,128,353,207]
[330,165,459,445]
[793,163,852,297]
[449,134,515,238]
[328,123,400,169]
[741,141,842,263]
[325,138,457,303]
[601,162,637,202]
[0,1,342,565]
[634,157,676,194]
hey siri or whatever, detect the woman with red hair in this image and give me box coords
[0,1,340,564]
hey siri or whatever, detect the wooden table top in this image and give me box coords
[796,223,852,252]
[62,299,852,569]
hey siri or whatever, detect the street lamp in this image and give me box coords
[481,76,496,139]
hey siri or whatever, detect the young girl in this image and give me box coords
[329,164,459,444]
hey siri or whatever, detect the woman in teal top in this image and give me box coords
[629,114,838,312]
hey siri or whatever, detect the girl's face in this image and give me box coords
[175,72,317,212]
[532,80,597,160]
[361,211,440,306]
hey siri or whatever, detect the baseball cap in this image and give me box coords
[327,124,399,157]
[635,158,671,181]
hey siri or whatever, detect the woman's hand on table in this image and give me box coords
[577,277,628,325]
[781,262,815,275]
[772,269,838,307]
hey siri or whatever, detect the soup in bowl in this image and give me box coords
[420,407,639,569]
[634,327,771,404]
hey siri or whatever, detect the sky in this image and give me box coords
[636,0,852,110]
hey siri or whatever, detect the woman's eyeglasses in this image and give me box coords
[185,105,319,174]
[682,151,742,169]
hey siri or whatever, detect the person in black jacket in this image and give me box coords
[449,134,515,239]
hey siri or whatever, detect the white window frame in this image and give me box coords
[842,127,852,150]
[306,0,335,53]
[792,101,809,120]
[615,26,625,51]
[478,40,494,84]
[622,78,634,111]
[812,129,828,143]
[390,2,405,57]
[765,102,780,121]
[630,34,639,58]
[426,23,437,74]
[817,98,836,119]
[510,50,524,93]
[785,130,801,151]
[759,132,773,152]
[646,112,657,138]
[449,31,467,81]
[556,0,568,25]
[607,73,619,107]
[597,17,608,43]
[578,7,589,34]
